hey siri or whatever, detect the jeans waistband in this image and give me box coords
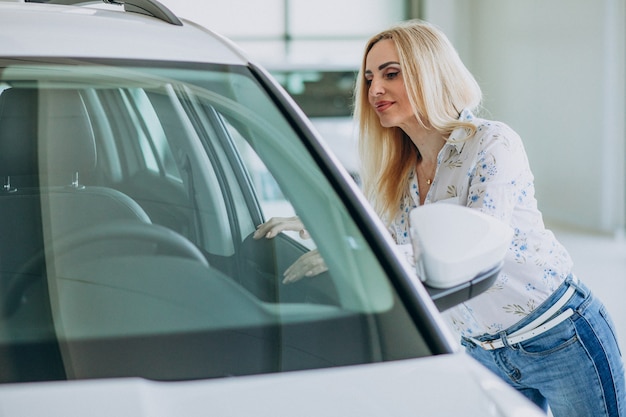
[464,274,588,349]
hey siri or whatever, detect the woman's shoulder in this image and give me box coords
[454,110,520,141]
[469,116,524,150]
[473,115,519,136]
[450,110,525,155]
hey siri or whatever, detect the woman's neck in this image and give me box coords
[403,123,446,164]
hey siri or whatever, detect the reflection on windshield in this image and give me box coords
[0,59,430,384]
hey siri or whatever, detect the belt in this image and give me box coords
[468,277,578,350]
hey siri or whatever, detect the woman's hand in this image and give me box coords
[282,249,327,284]
[253,216,310,240]
[253,216,324,283]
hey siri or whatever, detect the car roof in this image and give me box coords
[0,1,249,65]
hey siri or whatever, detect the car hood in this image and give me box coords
[0,353,541,416]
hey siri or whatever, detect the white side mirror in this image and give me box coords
[409,204,513,289]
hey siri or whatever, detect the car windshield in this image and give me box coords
[0,59,430,383]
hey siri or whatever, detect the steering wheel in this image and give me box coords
[239,231,339,306]
[2,221,208,317]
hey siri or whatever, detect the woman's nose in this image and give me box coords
[369,78,383,96]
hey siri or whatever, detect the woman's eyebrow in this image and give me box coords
[365,61,401,76]
[378,61,400,70]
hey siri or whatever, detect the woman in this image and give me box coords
[355,19,624,416]
[256,20,625,415]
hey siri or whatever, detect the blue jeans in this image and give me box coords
[462,275,625,416]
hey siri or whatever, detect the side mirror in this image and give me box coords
[409,204,513,311]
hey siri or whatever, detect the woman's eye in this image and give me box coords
[365,79,372,86]
[385,71,399,80]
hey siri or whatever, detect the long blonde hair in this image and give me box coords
[354,20,482,223]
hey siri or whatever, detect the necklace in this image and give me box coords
[417,155,436,187]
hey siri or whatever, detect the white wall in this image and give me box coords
[157,0,404,66]
[424,0,626,234]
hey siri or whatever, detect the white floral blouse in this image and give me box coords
[389,109,573,337]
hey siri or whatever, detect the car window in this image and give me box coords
[0,59,430,383]
[270,69,357,117]
[269,69,361,184]
[128,88,182,181]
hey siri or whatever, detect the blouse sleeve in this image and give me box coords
[466,123,535,225]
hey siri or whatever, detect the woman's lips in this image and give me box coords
[374,100,394,112]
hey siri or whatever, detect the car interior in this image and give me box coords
[0,61,432,383]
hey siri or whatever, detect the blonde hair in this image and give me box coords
[354,19,482,223]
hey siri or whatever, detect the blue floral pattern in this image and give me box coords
[390,109,573,337]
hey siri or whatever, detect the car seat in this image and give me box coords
[0,87,152,296]
[0,87,158,381]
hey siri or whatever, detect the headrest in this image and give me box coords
[0,88,97,179]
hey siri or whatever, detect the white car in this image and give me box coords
[0,1,543,416]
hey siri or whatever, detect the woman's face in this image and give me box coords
[364,39,416,130]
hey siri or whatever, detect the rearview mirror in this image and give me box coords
[409,204,513,311]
